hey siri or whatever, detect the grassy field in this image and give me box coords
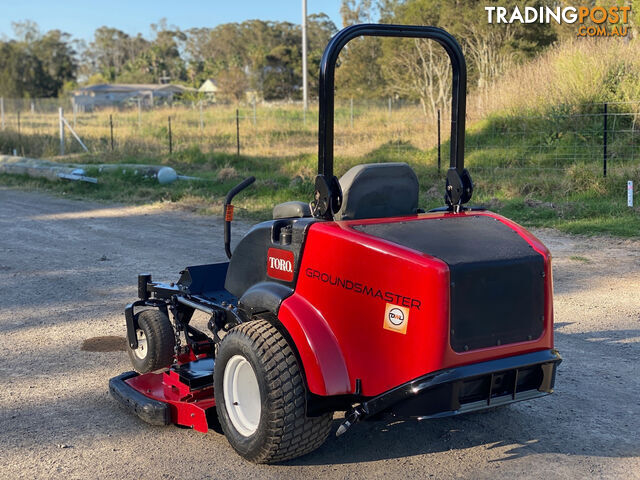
[0,101,436,159]
[1,38,639,236]
[1,133,638,236]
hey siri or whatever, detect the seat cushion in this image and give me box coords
[336,163,419,220]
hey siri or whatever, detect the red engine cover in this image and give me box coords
[281,211,554,398]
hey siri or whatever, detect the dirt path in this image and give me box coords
[1,187,638,479]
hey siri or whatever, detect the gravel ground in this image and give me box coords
[1,187,639,480]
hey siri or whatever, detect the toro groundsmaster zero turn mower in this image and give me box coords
[109,24,561,463]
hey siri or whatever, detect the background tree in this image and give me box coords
[0,21,76,97]
[181,18,335,100]
[305,14,338,97]
[146,19,187,83]
[0,8,558,102]
[217,66,249,103]
[335,0,385,99]
[377,0,452,117]
[87,27,137,81]
[377,0,557,118]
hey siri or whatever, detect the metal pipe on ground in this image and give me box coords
[0,157,202,185]
[0,156,96,183]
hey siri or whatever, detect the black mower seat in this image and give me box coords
[335,162,419,220]
[273,201,312,219]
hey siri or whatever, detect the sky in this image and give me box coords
[0,0,343,42]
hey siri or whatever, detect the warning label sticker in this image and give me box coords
[383,303,409,334]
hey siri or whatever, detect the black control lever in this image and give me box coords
[223,176,255,259]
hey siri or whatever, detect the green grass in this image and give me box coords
[1,101,638,237]
[0,151,317,219]
[1,138,638,236]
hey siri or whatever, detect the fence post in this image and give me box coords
[199,101,204,132]
[0,97,4,131]
[109,114,114,151]
[168,116,173,154]
[60,116,89,153]
[137,98,142,129]
[59,107,65,155]
[350,98,353,129]
[253,99,257,126]
[631,111,635,165]
[603,102,607,178]
[72,102,77,129]
[236,109,240,156]
[437,109,441,174]
[17,111,22,155]
[388,97,392,117]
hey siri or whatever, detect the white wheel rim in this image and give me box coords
[133,329,148,360]
[223,355,261,437]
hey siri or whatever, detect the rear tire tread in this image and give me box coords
[218,319,332,463]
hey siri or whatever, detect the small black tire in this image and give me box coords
[214,319,333,464]
[127,309,175,373]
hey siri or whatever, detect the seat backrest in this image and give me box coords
[272,200,311,219]
[335,162,419,220]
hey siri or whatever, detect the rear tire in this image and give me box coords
[127,309,175,373]
[214,319,333,463]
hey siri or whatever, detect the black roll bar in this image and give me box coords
[316,24,472,212]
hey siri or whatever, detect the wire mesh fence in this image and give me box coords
[0,96,638,179]
[465,103,640,174]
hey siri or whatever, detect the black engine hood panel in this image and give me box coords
[353,214,545,352]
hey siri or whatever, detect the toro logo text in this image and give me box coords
[266,248,295,282]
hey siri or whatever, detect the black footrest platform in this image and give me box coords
[172,358,215,390]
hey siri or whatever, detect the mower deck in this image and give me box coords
[109,359,217,433]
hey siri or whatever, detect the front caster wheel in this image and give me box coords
[126,309,175,373]
[214,319,333,463]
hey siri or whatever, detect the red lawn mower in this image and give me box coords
[109,24,561,464]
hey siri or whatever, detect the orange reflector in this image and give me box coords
[225,204,234,222]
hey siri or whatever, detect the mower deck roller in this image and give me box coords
[110,23,561,464]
